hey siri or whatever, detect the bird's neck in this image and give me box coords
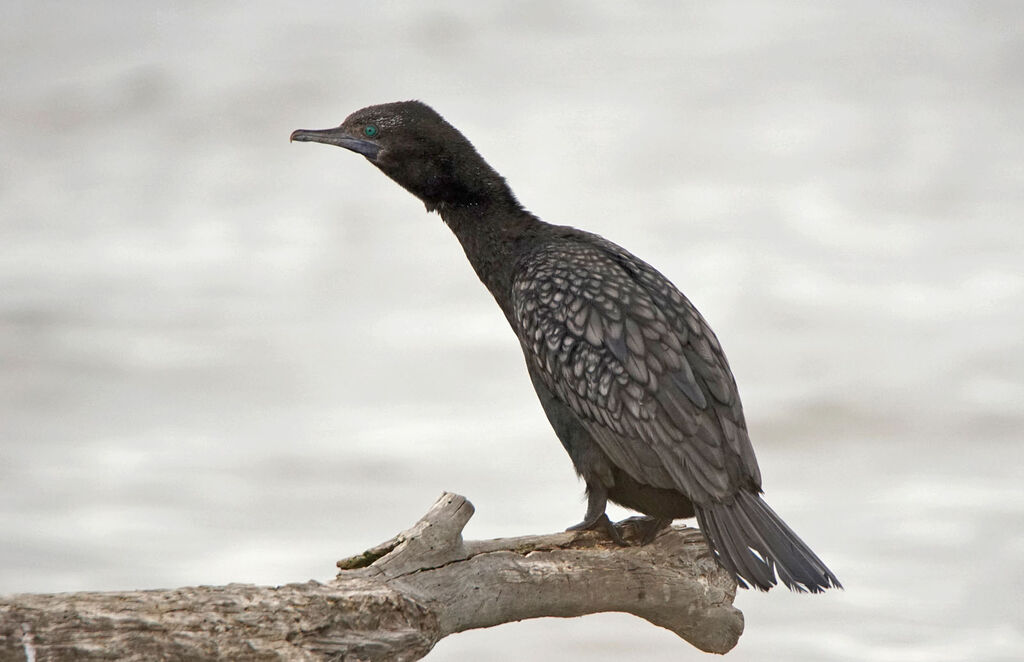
[437,199,546,320]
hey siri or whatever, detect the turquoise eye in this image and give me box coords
[363,124,379,138]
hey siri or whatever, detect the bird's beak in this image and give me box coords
[290,127,381,160]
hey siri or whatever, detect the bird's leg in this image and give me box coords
[566,485,626,546]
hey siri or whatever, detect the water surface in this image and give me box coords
[2,2,1022,660]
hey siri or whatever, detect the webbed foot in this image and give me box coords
[634,516,671,545]
[566,513,627,546]
[592,515,672,545]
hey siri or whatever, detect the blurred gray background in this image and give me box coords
[2,1,1022,660]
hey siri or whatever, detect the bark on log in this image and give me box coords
[0,493,743,661]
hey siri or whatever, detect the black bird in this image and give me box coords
[291,101,841,593]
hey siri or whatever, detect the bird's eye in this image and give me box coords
[363,124,379,138]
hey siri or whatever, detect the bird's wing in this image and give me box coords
[511,231,761,504]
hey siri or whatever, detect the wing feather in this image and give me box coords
[512,230,760,504]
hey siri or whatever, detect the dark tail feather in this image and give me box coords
[695,491,842,593]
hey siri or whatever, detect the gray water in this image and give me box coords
[2,2,1022,660]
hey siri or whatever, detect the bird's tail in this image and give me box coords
[695,491,842,593]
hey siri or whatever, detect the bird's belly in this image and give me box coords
[607,467,696,520]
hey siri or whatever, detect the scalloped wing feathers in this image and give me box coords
[511,231,761,504]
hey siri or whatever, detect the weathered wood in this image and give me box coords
[0,493,743,661]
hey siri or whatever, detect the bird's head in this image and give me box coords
[291,100,511,212]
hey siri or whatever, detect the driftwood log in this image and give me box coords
[0,492,743,661]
